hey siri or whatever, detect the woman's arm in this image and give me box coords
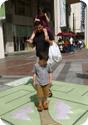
[26,32,35,43]
[45,13,50,22]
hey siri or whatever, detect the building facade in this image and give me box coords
[0,0,87,59]
[0,0,54,55]
[69,1,86,36]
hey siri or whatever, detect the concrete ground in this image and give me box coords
[0,48,88,125]
[0,79,88,125]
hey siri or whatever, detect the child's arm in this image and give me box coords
[44,13,50,22]
[33,73,36,86]
[48,72,52,85]
[32,73,37,90]
[43,28,49,41]
[48,64,53,85]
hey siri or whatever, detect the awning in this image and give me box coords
[57,32,76,37]
[67,0,79,4]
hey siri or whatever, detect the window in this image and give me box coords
[15,25,32,37]
[15,0,32,17]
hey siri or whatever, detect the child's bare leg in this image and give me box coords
[43,28,49,41]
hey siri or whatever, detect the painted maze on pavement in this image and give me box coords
[0,81,88,125]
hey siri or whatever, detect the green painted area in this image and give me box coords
[0,4,5,19]
[49,98,88,125]
[2,103,41,125]
[52,81,88,105]
[0,80,88,125]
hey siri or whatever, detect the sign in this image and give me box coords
[0,0,8,7]
[0,0,8,19]
[0,4,5,19]
[59,0,66,27]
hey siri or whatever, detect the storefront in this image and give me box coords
[1,0,54,54]
[2,0,87,59]
[0,3,6,58]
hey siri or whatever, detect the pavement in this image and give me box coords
[0,48,88,125]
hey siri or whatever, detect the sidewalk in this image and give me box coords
[0,48,88,125]
[62,48,88,85]
[0,79,88,125]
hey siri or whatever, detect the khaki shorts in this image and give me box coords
[36,84,49,98]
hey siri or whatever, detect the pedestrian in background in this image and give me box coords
[69,37,75,53]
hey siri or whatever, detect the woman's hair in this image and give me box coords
[42,8,47,13]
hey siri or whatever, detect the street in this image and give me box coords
[0,48,88,86]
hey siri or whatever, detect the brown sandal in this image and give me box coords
[43,102,48,110]
[37,104,43,112]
